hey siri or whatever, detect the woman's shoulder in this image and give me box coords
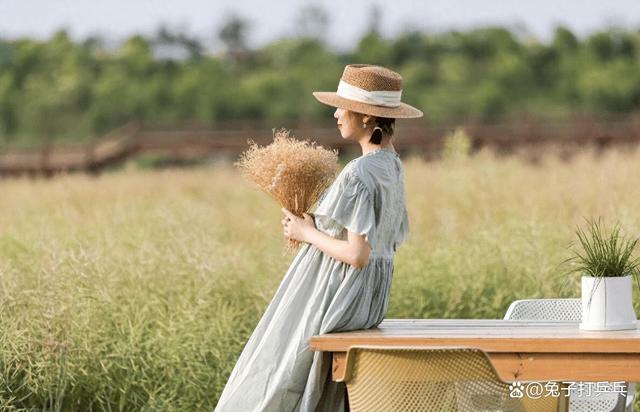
[340,150,402,191]
[343,158,377,195]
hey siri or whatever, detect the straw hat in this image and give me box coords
[312,64,423,119]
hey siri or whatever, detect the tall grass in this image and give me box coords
[1,148,639,410]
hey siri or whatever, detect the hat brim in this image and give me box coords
[312,92,423,119]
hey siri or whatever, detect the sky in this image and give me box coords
[1,0,639,51]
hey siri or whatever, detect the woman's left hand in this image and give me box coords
[281,208,315,243]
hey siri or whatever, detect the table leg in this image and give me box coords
[344,385,350,412]
[332,351,347,381]
[558,383,569,412]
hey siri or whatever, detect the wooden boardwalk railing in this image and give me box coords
[0,123,140,177]
[2,114,640,177]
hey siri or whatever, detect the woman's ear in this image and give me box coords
[362,114,374,125]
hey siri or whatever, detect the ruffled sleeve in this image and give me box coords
[313,166,377,249]
[393,207,410,251]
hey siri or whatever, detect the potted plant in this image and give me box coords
[567,219,640,331]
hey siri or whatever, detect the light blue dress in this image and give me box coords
[215,147,410,412]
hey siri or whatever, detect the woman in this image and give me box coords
[215,64,423,412]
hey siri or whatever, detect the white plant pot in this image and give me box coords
[580,275,638,331]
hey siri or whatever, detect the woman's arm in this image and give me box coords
[281,208,371,269]
[305,226,371,269]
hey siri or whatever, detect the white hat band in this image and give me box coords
[336,80,402,108]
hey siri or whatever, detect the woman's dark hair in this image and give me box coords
[369,117,395,145]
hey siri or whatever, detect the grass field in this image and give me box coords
[1,148,639,410]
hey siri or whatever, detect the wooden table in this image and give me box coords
[310,319,640,383]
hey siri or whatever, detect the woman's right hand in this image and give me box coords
[281,209,316,242]
[281,213,316,229]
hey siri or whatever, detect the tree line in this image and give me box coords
[1,21,640,146]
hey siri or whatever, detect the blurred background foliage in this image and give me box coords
[1,15,640,147]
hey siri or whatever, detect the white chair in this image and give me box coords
[504,299,636,412]
[338,345,562,411]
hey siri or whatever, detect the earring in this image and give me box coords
[362,122,367,129]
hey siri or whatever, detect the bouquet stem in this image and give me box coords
[285,238,302,252]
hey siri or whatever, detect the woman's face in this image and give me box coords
[334,108,365,140]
